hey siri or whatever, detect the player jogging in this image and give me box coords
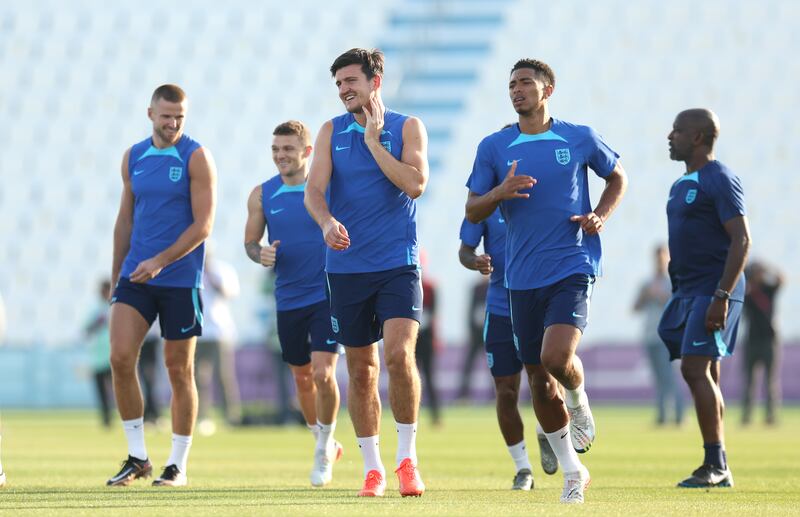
[459,208,559,490]
[244,120,343,487]
[465,59,628,504]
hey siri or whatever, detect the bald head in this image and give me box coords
[676,108,720,147]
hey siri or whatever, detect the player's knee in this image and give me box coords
[528,372,559,401]
[495,381,519,406]
[385,346,415,375]
[349,362,379,389]
[541,354,568,379]
[109,347,137,375]
[165,359,193,384]
[312,366,333,387]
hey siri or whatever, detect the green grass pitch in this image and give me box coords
[1,405,798,515]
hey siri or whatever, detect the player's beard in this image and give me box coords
[157,127,182,145]
[345,100,365,114]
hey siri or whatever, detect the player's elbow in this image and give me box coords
[739,230,752,253]
[407,183,425,200]
[197,219,213,240]
[465,205,482,224]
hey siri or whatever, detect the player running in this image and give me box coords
[465,59,627,503]
[244,120,343,487]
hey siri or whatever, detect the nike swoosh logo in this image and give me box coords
[335,145,350,151]
[270,208,284,214]
[507,159,522,166]
[692,341,707,347]
[572,312,584,318]
[668,195,675,201]
[133,169,145,176]
[560,432,568,439]
[498,218,505,223]
[326,339,337,345]
[412,305,422,311]
[180,325,194,333]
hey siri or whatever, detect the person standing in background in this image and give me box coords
[658,108,749,489]
[195,249,242,434]
[457,276,488,401]
[741,260,784,426]
[634,245,684,426]
[85,279,115,428]
[415,249,441,427]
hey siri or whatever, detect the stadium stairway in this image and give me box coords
[379,0,514,183]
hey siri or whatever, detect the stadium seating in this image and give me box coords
[0,0,796,356]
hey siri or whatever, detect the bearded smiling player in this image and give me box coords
[305,48,428,498]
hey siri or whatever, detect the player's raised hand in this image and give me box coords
[129,257,165,283]
[494,160,536,201]
[475,253,493,275]
[570,212,604,235]
[260,240,280,267]
[363,96,385,144]
[323,219,351,251]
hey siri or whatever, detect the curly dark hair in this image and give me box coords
[510,59,556,87]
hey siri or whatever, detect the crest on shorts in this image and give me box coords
[555,148,571,165]
[685,188,697,204]
[486,352,494,369]
[331,316,340,334]
[169,166,183,182]
[381,140,392,153]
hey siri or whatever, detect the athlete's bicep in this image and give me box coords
[400,117,429,175]
[585,128,620,178]
[307,121,334,194]
[188,147,218,231]
[467,139,498,196]
[722,215,750,243]
[244,185,266,243]
[603,161,627,186]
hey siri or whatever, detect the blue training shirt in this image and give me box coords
[459,208,509,317]
[666,160,747,301]
[262,175,328,311]
[327,110,419,273]
[121,134,204,288]
[467,119,619,290]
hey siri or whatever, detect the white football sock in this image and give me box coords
[307,423,320,441]
[565,381,586,409]
[395,422,418,467]
[166,434,193,473]
[507,440,532,472]
[316,421,336,454]
[122,417,148,460]
[544,424,582,473]
[357,436,385,477]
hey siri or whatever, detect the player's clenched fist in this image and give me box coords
[260,240,280,267]
[475,254,494,275]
